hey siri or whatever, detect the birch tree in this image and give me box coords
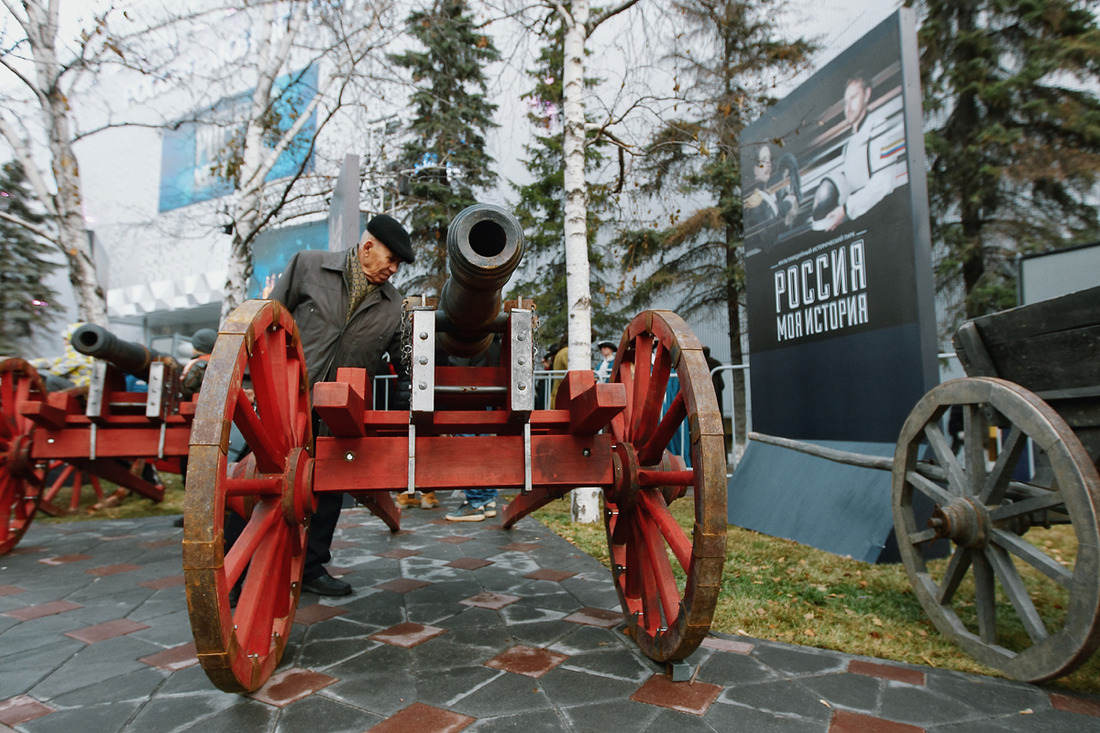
[548,0,641,522]
[170,1,398,318]
[0,0,125,326]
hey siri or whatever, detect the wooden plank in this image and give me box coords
[954,286,1100,392]
[313,433,614,491]
[30,426,192,459]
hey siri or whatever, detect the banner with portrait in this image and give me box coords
[740,9,937,443]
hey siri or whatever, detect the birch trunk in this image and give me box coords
[219,3,379,318]
[8,0,108,326]
[559,1,600,523]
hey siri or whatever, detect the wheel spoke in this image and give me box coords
[907,470,954,507]
[250,329,292,451]
[630,335,653,442]
[637,510,681,629]
[225,477,283,497]
[923,422,968,496]
[233,389,285,473]
[973,550,997,644]
[987,544,1049,643]
[632,341,671,444]
[936,547,972,604]
[991,528,1073,588]
[236,520,287,655]
[617,363,635,440]
[631,518,662,634]
[638,392,686,466]
[639,491,691,572]
[982,427,1027,505]
[987,490,1064,522]
[908,527,939,545]
[224,500,281,589]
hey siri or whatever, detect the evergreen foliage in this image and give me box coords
[0,161,59,353]
[508,16,626,349]
[912,0,1100,321]
[616,0,812,370]
[390,0,501,294]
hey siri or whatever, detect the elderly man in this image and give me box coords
[267,214,415,596]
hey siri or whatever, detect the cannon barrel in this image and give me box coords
[70,324,178,376]
[437,204,525,358]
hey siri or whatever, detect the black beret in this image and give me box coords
[366,214,414,264]
[191,328,217,354]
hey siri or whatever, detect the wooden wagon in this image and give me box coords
[756,284,1100,682]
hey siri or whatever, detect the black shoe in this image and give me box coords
[301,573,352,596]
[173,516,184,528]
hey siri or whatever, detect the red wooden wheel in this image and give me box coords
[183,300,313,692]
[604,311,727,661]
[0,358,46,555]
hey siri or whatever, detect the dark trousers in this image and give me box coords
[304,492,342,580]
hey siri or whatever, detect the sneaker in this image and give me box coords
[395,492,419,507]
[420,491,440,509]
[445,502,486,522]
[482,501,497,518]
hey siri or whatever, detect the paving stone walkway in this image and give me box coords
[3,503,1100,732]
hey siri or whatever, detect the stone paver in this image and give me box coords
[0,507,1098,732]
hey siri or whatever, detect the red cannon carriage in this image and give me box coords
[181,204,728,692]
[0,327,195,553]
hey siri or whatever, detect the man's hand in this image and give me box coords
[822,205,846,232]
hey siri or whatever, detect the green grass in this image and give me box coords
[531,496,1100,695]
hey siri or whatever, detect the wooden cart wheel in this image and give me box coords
[0,358,46,555]
[603,311,727,661]
[893,376,1100,682]
[184,300,313,693]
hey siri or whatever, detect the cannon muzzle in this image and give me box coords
[438,204,525,357]
[71,324,178,376]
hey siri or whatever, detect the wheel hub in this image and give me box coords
[609,442,642,512]
[4,435,36,479]
[928,498,990,547]
[281,447,314,526]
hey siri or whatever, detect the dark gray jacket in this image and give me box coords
[269,248,404,389]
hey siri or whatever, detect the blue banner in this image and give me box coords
[159,66,318,212]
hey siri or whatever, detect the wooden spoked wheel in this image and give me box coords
[184,300,313,693]
[893,377,1100,682]
[604,311,727,662]
[0,358,45,555]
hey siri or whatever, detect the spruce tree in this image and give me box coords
[913,0,1100,321]
[0,161,59,354]
[390,0,501,294]
[509,18,624,348]
[615,0,813,441]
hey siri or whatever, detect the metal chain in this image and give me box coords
[399,296,414,374]
[529,301,541,363]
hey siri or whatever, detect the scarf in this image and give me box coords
[344,244,377,322]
